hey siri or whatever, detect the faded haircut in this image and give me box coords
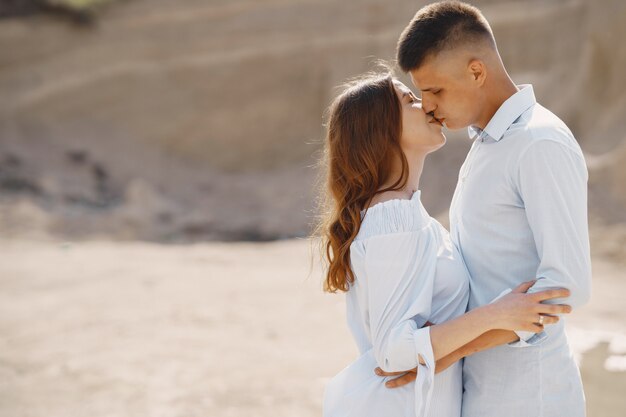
[396,1,495,72]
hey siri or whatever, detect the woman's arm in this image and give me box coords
[435,329,518,372]
[424,304,501,363]
[376,330,519,387]
[359,233,571,383]
[375,282,570,377]
[363,237,494,372]
[377,283,570,388]
[424,283,569,363]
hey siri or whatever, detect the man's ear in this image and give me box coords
[468,59,487,87]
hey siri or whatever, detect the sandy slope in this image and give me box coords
[0,239,624,417]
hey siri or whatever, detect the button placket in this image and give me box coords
[460,136,482,183]
[451,135,481,228]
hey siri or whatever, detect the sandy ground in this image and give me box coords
[0,239,624,417]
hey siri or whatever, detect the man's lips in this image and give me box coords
[429,116,444,126]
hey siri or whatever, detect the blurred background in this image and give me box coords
[0,0,624,416]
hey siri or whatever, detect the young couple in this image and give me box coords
[318,2,591,417]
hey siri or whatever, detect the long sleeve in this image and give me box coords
[449,87,588,416]
[517,138,592,309]
[356,228,438,417]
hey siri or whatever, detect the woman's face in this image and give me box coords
[393,80,446,153]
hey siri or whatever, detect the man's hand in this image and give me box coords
[375,367,417,388]
[373,320,433,388]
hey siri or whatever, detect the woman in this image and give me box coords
[317,72,571,417]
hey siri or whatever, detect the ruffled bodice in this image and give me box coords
[357,191,429,240]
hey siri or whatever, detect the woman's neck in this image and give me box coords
[380,149,426,196]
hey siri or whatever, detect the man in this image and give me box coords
[378,2,592,416]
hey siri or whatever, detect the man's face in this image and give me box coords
[409,52,483,130]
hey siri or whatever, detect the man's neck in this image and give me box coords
[474,76,519,130]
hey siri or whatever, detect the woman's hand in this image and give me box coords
[485,280,572,333]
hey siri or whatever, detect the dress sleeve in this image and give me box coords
[356,227,438,417]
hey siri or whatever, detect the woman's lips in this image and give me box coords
[429,116,444,127]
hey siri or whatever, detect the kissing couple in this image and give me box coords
[318,2,591,417]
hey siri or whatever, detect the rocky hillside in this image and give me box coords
[0,0,624,255]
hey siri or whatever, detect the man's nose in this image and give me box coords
[421,97,436,115]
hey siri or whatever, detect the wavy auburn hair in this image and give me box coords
[317,72,409,293]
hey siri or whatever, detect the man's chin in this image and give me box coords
[442,121,465,131]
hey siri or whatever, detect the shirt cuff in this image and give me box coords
[509,329,548,347]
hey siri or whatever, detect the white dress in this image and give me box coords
[323,191,470,417]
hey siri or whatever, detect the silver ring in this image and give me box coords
[538,315,544,326]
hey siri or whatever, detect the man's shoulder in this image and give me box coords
[526,102,570,128]
[511,103,581,153]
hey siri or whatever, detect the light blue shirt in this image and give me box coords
[449,85,591,417]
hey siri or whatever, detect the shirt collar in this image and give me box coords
[467,84,536,142]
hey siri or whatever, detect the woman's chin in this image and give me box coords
[436,132,447,146]
[425,135,446,154]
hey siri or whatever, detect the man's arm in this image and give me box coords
[435,330,518,372]
[517,139,592,309]
[378,330,521,388]
[508,138,591,347]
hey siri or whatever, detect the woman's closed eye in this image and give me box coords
[407,94,421,103]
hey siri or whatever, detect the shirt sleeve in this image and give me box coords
[357,228,438,417]
[517,139,592,309]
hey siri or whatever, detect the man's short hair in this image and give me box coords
[396,1,495,72]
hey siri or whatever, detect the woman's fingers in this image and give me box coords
[530,323,545,332]
[538,314,559,325]
[512,280,537,293]
[492,288,570,332]
[532,288,571,302]
[520,314,559,332]
[537,303,572,315]
[384,370,417,388]
[513,312,560,333]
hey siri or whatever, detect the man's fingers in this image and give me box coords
[532,288,571,302]
[384,371,417,388]
[375,366,419,389]
[374,367,410,377]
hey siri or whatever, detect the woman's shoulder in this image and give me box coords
[355,190,431,241]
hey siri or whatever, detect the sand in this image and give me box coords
[0,239,624,417]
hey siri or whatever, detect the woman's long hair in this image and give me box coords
[316,72,409,293]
